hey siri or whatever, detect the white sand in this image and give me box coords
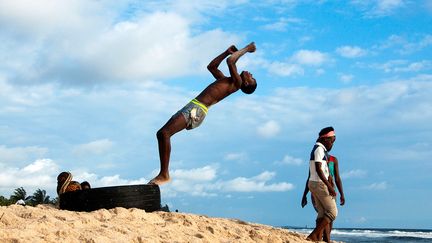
[0,204,319,243]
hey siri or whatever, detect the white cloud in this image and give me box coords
[0,1,240,85]
[393,61,432,72]
[171,165,217,181]
[336,46,367,58]
[377,34,432,54]
[341,169,367,179]
[71,13,240,82]
[218,171,294,192]
[0,159,58,195]
[0,158,151,196]
[225,74,432,139]
[364,142,430,162]
[0,0,108,35]
[275,155,303,166]
[61,170,148,188]
[261,17,303,32]
[73,139,114,156]
[224,152,248,161]
[0,80,58,109]
[267,62,304,77]
[257,120,281,138]
[299,36,313,45]
[364,181,388,190]
[0,145,48,164]
[373,0,405,16]
[351,0,406,17]
[339,74,354,83]
[140,0,247,22]
[291,50,328,66]
[22,159,52,173]
[162,167,294,197]
[370,60,432,73]
[97,175,147,187]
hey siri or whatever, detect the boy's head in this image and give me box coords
[318,126,336,151]
[80,181,91,190]
[240,71,257,94]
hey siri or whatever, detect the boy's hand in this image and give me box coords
[328,186,336,197]
[340,195,345,206]
[301,196,308,208]
[227,45,238,55]
[247,42,256,53]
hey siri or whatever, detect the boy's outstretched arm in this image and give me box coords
[207,45,238,80]
[227,42,256,88]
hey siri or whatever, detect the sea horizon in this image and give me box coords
[282,226,432,243]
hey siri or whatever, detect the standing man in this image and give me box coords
[149,42,257,185]
[305,126,338,243]
[301,153,345,241]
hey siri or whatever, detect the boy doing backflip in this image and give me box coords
[149,42,257,185]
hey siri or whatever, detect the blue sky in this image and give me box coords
[0,0,431,229]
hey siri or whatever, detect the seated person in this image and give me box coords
[57,172,91,195]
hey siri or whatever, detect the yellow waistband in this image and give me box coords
[191,99,208,114]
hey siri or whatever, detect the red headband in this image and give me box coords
[319,131,335,138]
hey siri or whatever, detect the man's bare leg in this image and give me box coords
[149,114,187,185]
[307,216,331,242]
[322,222,332,242]
[315,219,324,241]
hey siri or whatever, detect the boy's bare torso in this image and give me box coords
[195,77,238,107]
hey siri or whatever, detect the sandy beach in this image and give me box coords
[0,204,315,243]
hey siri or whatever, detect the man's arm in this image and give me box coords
[301,171,311,208]
[207,45,238,80]
[333,157,345,205]
[227,42,256,88]
[315,162,336,196]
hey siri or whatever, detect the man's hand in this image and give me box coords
[301,196,308,208]
[247,42,256,53]
[227,45,238,55]
[328,185,336,197]
[328,175,335,187]
[340,195,345,206]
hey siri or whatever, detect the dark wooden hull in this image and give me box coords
[59,184,161,212]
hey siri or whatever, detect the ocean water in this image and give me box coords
[283,227,432,243]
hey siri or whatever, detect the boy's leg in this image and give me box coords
[307,216,331,242]
[323,221,332,242]
[149,113,187,185]
[307,182,337,242]
[313,196,326,241]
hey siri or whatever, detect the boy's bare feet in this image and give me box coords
[148,173,171,185]
[227,45,238,54]
[306,236,318,242]
[247,42,256,52]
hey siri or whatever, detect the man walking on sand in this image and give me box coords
[306,126,338,243]
[301,153,345,242]
[149,42,257,185]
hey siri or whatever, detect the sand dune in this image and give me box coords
[0,204,317,243]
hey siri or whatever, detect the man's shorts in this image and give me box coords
[308,180,338,221]
[176,99,208,130]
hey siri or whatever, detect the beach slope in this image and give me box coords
[0,204,313,243]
